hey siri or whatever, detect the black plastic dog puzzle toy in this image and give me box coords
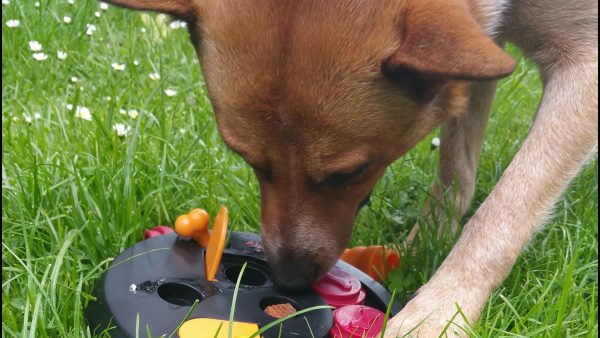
[85,207,402,338]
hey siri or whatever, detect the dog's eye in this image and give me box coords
[324,165,368,188]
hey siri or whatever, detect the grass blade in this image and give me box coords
[228,262,247,338]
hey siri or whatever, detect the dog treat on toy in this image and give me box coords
[264,303,297,318]
[175,208,211,247]
[340,245,399,282]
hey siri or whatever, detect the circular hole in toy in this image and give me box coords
[157,282,203,306]
[259,297,300,318]
[224,265,267,286]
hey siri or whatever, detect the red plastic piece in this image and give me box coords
[312,266,366,308]
[330,305,385,338]
[144,225,175,239]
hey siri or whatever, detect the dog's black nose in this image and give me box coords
[266,252,327,291]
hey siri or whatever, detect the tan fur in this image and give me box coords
[100,0,598,335]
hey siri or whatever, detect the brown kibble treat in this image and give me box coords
[264,303,296,318]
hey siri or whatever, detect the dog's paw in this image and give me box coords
[382,285,478,338]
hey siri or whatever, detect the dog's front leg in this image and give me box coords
[385,62,598,337]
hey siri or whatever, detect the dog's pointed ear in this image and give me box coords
[382,1,516,102]
[101,0,197,22]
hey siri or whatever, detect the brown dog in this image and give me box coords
[102,0,598,336]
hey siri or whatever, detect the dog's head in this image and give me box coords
[104,0,515,290]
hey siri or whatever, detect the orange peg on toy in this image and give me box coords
[174,208,211,247]
[340,245,400,282]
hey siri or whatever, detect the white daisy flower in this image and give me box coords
[57,50,67,60]
[133,59,140,66]
[24,114,32,123]
[70,76,79,83]
[32,52,48,61]
[63,16,71,24]
[111,62,125,71]
[164,89,177,97]
[140,27,146,33]
[34,1,39,7]
[34,112,42,119]
[431,137,441,148]
[2,0,10,5]
[105,96,112,101]
[179,128,186,134]
[75,106,92,121]
[6,19,20,28]
[66,103,74,110]
[148,72,160,81]
[169,20,187,29]
[85,24,96,36]
[94,11,101,17]
[29,40,42,51]
[112,123,131,137]
[68,0,74,4]
[128,109,139,119]
[119,109,127,115]
[100,2,108,10]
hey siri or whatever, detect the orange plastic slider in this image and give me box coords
[205,206,228,281]
[340,245,400,282]
[174,208,211,247]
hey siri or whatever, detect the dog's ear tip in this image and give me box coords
[498,54,518,78]
[383,0,519,83]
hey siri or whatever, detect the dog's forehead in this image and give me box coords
[197,0,401,114]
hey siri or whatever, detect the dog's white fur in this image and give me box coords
[386,0,598,336]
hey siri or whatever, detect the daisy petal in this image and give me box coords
[112,123,131,137]
[32,52,48,61]
[85,24,96,36]
[75,106,92,121]
[111,62,126,71]
[6,19,20,28]
[29,40,42,51]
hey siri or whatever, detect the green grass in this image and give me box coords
[2,1,597,337]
